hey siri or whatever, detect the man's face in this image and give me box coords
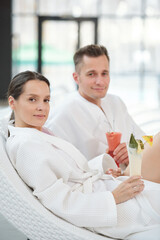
[73,55,110,106]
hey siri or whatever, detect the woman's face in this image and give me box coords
[9,79,50,131]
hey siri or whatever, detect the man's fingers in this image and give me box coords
[106,147,109,154]
[121,158,129,165]
[113,142,129,165]
[114,152,128,163]
[113,142,126,154]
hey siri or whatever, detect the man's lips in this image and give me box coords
[91,87,106,90]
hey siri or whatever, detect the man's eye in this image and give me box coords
[103,72,109,76]
[88,73,94,76]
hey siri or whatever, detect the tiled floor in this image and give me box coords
[0,213,27,240]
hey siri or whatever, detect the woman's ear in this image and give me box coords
[8,96,15,110]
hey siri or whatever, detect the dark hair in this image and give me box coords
[73,44,110,72]
[7,70,50,99]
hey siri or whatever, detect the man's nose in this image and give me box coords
[95,75,103,84]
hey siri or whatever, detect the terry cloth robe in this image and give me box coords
[6,125,160,240]
[46,92,145,160]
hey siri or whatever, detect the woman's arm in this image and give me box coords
[141,132,160,183]
[11,139,117,228]
[123,133,160,183]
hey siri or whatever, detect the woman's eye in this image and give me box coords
[29,98,36,102]
[44,99,50,103]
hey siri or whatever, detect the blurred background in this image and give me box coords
[0,1,160,239]
[1,0,160,134]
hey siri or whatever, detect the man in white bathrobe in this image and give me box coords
[46,44,144,165]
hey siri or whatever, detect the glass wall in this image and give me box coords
[12,0,160,133]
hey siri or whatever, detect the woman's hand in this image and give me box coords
[112,176,144,204]
[106,168,122,178]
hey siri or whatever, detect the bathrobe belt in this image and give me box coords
[71,171,115,194]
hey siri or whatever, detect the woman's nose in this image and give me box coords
[37,103,44,111]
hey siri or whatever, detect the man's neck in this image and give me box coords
[78,91,101,108]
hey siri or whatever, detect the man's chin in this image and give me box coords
[95,91,107,99]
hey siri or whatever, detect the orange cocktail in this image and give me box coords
[106,132,122,167]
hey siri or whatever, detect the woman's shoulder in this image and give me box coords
[7,126,44,151]
[6,128,53,162]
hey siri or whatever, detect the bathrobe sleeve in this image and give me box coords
[9,138,117,228]
[115,96,145,139]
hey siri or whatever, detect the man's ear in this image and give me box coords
[8,96,16,110]
[73,72,79,85]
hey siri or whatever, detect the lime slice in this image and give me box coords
[129,134,138,149]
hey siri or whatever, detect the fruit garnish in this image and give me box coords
[137,140,144,153]
[142,136,153,146]
[129,134,138,149]
[129,134,144,153]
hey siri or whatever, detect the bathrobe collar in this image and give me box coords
[8,123,91,173]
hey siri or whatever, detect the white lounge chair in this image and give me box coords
[0,131,112,240]
[0,121,159,240]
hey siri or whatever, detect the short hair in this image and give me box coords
[73,44,110,72]
[7,70,50,100]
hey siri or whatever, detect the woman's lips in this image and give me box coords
[34,114,45,118]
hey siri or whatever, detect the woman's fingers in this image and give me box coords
[112,176,144,204]
[106,168,122,177]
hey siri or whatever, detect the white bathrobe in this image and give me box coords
[6,125,160,239]
[46,92,144,160]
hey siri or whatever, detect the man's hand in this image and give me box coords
[106,168,122,178]
[112,176,144,204]
[113,142,129,166]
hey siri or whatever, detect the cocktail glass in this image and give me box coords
[106,132,122,167]
[128,147,143,176]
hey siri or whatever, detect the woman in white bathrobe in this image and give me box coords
[6,71,160,240]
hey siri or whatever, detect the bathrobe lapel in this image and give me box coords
[9,125,90,173]
[40,131,91,172]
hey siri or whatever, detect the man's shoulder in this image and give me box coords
[54,91,88,113]
[103,93,123,104]
[102,94,127,112]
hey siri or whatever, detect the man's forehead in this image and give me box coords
[76,55,109,74]
[82,54,108,61]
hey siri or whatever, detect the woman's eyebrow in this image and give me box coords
[26,94,50,98]
[26,93,38,96]
[45,95,50,98]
